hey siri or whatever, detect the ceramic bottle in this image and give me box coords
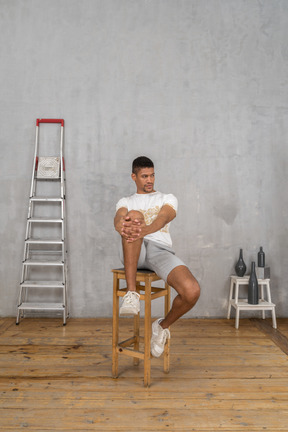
[257,247,265,268]
[235,249,246,277]
[248,261,259,304]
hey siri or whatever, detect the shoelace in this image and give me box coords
[125,292,138,304]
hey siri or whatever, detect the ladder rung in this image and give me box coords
[28,217,63,223]
[21,281,64,288]
[23,259,64,266]
[30,197,63,202]
[35,176,61,181]
[25,238,64,244]
[18,302,65,311]
[29,251,63,256]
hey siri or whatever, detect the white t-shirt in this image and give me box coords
[116,191,178,247]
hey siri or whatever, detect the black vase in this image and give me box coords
[248,261,259,304]
[235,249,246,277]
[257,247,265,267]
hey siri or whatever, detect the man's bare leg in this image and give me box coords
[150,266,199,357]
[160,265,200,329]
[122,237,143,291]
[121,210,145,292]
[119,211,145,315]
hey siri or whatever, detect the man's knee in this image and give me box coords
[168,265,200,306]
[127,210,144,222]
[183,278,200,306]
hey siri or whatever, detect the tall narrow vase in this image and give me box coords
[248,261,259,304]
[235,249,246,277]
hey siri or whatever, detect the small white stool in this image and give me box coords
[227,275,277,329]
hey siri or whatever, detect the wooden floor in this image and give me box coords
[1,317,288,431]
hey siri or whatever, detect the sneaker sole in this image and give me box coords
[151,346,165,358]
[119,307,139,315]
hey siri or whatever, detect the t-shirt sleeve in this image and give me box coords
[116,197,128,212]
[163,194,178,213]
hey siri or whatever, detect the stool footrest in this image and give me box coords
[151,290,169,300]
[117,287,169,300]
[231,299,275,309]
[118,336,138,348]
[117,346,147,360]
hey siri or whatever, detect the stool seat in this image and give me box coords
[112,268,171,387]
[227,275,277,329]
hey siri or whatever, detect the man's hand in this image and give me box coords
[114,204,176,243]
[121,216,145,242]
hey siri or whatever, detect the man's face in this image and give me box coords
[131,167,155,194]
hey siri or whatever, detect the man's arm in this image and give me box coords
[114,207,129,235]
[139,204,176,237]
[115,207,144,242]
[123,204,176,242]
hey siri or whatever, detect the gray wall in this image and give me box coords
[1,0,288,318]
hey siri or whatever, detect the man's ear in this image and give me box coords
[131,173,136,181]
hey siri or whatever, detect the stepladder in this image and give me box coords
[16,119,68,325]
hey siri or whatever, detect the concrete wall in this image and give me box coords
[1,0,288,318]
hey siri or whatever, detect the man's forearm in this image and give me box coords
[114,211,128,235]
[138,205,176,238]
[143,214,169,236]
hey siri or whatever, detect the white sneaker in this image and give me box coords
[151,319,170,358]
[119,291,140,315]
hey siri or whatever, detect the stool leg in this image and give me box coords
[134,312,140,366]
[235,281,239,305]
[235,307,240,329]
[260,284,265,319]
[144,276,151,387]
[266,281,277,329]
[227,278,234,319]
[272,308,277,329]
[266,281,272,303]
[112,273,119,378]
[234,281,240,328]
[164,283,170,374]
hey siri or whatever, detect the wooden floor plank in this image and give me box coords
[1,377,288,398]
[0,317,288,431]
[1,390,288,409]
[250,318,288,355]
[1,407,288,431]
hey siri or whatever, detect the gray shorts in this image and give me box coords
[119,239,186,282]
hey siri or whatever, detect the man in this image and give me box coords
[114,156,200,358]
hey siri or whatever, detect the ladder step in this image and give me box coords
[21,281,64,288]
[25,238,64,244]
[28,250,62,255]
[35,176,61,181]
[18,302,65,311]
[30,196,63,202]
[28,217,63,223]
[23,259,64,266]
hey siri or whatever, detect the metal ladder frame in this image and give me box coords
[16,119,68,325]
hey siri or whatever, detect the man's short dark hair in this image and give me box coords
[132,156,154,174]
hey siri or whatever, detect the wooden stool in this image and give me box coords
[112,268,171,387]
[227,275,277,329]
